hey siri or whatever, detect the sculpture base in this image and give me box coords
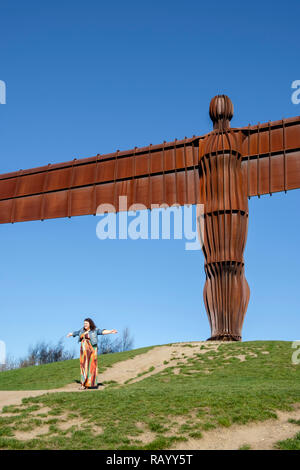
[206,334,241,342]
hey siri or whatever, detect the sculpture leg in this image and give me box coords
[204,261,250,341]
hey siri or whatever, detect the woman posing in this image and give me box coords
[67,318,117,390]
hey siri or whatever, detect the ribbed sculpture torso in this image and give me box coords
[199,95,250,341]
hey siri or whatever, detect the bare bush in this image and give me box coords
[0,354,18,372]
[19,339,75,368]
[99,327,134,354]
[99,335,115,355]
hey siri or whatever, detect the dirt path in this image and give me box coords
[172,407,300,450]
[0,342,219,410]
[1,341,299,450]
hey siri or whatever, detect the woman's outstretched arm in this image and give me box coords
[101,329,118,335]
[67,330,80,338]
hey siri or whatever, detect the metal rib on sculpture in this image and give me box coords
[0,95,299,341]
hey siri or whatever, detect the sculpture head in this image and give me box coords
[209,94,233,130]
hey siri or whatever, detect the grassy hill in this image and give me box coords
[0,345,154,391]
[0,340,299,450]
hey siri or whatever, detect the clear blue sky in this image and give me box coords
[0,0,299,361]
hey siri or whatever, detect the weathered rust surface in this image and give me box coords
[199,96,250,341]
[0,137,200,223]
[0,118,299,224]
[240,117,300,197]
[198,98,300,341]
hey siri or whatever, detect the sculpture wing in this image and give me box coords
[0,137,201,224]
[241,116,300,197]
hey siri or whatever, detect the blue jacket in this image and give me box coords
[72,327,105,347]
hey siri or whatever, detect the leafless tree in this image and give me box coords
[99,335,115,354]
[0,354,18,372]
[99,327,134,354]
[18,339,75,367]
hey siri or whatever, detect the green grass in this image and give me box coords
[0,345,154,390]
[275,433,300,450]
[274,418,300,449]
[0,340,299,450]
[137,366,155,377]
[238,444,251,450]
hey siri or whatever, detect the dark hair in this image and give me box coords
[84,318,96,331]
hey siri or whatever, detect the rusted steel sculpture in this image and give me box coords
[0,95,299,340]
[199,96,250,340]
